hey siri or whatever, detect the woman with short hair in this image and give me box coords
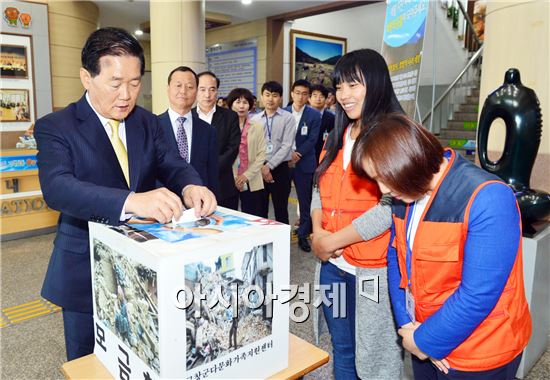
[351,113,531,380]
[226,88,266,217]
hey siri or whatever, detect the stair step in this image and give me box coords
[452,112,479,121]
[459,104,479,113]
[465,95,480,104]
[447,120,478,130]
[470,88,480,97]
[439,138,477,162]
[439,129,477,139]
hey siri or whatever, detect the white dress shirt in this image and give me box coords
[291,104,305,150]
[85,92,132,220]
[168,108,193,160]
[86,92,127,148]
[196,105,216,125]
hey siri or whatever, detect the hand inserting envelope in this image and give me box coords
[171,208,201,228]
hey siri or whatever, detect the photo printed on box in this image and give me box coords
[93,239,160,374]
[184,243,274,370]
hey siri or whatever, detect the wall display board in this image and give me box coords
[0,33,34,127]
[1,0,52,133]
[206,39,257,97]
[91,207,289,379]
[381,0,429,116]
[290,30,346,89]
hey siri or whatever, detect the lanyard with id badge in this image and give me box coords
[265,114,274,154]
[301,123,308,136]
[405,203,418,323]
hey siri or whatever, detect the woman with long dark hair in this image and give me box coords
[351,113,531,380]
[310,49,405,379]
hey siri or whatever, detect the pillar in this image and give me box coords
[150,0,206,114]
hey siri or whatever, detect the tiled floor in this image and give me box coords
[1,195,548,379]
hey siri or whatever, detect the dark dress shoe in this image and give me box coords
[298,236,311,252]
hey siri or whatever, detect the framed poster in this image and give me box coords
[0,44,28,78]
[290,30,347,88]
[0,32,35,129]
[0,89,31,122]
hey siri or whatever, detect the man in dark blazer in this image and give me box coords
[157,66,219,196]
[309,84,335,162]
[284,79,320,252]
[35,27,216,361]
[193,71,241,210]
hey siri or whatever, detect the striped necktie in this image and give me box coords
[108,119,129,186]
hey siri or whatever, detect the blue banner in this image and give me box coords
[0,154,38,172]
[382,0,429,116]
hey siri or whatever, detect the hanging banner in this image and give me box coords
[206,39,257,97]
[381,0,429,116]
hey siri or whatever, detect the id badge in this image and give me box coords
[323,131,329,141]
[266,142,274,154]
[405,286,416,323]
[301,125,308,136]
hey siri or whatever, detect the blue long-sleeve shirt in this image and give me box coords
[388,183,521,359]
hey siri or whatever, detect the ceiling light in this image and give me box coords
[134,29,144,36]
[241,0,252,5]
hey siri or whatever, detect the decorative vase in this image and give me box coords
[478,68,550,236]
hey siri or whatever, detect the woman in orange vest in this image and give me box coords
[350,113,531,379]
[310,49,405,379]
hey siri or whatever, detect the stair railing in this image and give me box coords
[422,46,483,133]
[422,1,484,134]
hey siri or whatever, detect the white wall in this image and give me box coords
[282,2,469,105]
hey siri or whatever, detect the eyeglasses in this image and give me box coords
[293,91,309,97]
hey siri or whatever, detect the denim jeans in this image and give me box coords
[320,261,358,380]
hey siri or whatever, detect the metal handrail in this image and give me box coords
[422,45,484,125]
[456,0,483,48]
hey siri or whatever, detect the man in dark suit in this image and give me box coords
[157,66,219,196]
[309,84,335,162]
[34,27,216,361]
[284,80,320,252]
[193,71,241,210]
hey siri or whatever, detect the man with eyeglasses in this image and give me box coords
[193,71,241,210]
[284,79,321,252]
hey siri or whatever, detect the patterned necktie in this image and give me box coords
[176,116,189,162]
[108,119,129,186]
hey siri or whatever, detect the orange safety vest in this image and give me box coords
[318,140,390,268]
[392,150,531,371]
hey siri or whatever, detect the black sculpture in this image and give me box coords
[478,68,550,236]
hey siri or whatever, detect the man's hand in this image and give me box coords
[125,188,183,224]
[311,228,343,261]
[290,151,301,165]
[183,185,217,218]
[235,174,248,191]
[261,164,274,183]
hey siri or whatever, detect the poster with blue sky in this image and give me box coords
[290,30,347,88]
[381,0,429,117]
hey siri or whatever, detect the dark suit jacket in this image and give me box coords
[35,94,202,313]
[315,110,335,163]
[192,106,240,201]
[283,105,321,174]
[157,111,219,197]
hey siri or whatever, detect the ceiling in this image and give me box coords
[95,0,333,39]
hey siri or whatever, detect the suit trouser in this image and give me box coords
[62,309,94,361]
[219,194,239,210]
[259,162,290,224]
[289,167,313,238]
[239,188,264,217]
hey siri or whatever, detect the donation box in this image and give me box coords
[89,207,290,379]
